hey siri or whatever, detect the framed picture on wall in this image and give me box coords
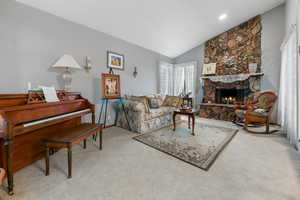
[101,73,121,99]
[202,63,217,75]
[107,51,124,70]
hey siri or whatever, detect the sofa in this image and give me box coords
[117,94,182,133]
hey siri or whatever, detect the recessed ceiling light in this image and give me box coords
[219,14,228,21]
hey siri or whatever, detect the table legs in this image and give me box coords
[173,113,195,135]
[173,113,176,131]
[191,114,195,135]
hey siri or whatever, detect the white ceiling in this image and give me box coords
[16,0,285,58]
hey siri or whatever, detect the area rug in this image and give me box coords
[133,121,238,170]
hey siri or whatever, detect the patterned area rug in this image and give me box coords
[133,121,238,170]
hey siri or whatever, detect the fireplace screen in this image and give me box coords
[215,88,249,104]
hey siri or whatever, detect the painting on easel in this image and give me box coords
[101,73,121,99]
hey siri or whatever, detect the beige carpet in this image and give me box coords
[0,118,300,200]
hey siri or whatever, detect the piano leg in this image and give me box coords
[83,139,87,149]
[5,140,14,195]
[67,147,72,179]
[95,103,104,141]
[45,146,50,176]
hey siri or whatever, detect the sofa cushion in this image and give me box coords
[125,100,147,112]
[144,106,177,121]
[146,94,164,106]
[162,96,182,108]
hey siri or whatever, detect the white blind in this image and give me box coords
[174,62,196,97]
[174,66,185,96]
[159,62,174,97]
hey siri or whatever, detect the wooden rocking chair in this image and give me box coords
[235,91,278,134]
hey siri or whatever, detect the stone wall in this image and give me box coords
[200,16,262,121]
[204,16,262,75]
[202,16,262,104]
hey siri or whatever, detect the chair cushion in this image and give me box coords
[235,109,268,119]
[248,111,268,119]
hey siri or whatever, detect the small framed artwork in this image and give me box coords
[107,51,124,70]
[202,63,217,75]
[101,73,121,99]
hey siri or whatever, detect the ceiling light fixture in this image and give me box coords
[218,14,228,21]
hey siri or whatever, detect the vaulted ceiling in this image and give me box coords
[17,0,285,58]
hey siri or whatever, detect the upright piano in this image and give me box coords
[0,92,95,195]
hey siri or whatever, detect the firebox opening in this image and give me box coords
[215,88,249,104]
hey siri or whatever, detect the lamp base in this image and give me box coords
[62,69,72,92]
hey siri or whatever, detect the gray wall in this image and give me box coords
[0,0,171,125]
[173,5,286,115]
[261,5,286,93]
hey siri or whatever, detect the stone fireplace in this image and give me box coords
[199,16,263,121]
[199,76,261,121]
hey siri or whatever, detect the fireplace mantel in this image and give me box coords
[200,72,264,83]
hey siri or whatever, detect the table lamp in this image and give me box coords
[52,55,82,91]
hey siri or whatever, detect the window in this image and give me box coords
[174,62,196,97]
[159,61,196,97]
[159,62,174,97]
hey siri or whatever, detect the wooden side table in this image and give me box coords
[173,109,197,135]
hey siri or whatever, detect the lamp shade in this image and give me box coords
[52,55,81,70]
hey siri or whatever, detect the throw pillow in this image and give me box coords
[125,95,150,113]
[148,97,160,109]
[162,96,182,108]
[153,94,164,106]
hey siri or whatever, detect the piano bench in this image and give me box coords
[43,123,102,179]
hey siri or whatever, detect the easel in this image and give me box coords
[97,68,131,131]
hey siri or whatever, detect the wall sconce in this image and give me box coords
[84,56,92,72]
[133,66,138,78]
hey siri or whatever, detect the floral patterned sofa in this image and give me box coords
[117,94,182,133]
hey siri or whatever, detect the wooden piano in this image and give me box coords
[0,92,96,195]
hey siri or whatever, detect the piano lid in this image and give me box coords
[0,92,91,125]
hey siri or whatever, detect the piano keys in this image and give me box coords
[0,92,96,195]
